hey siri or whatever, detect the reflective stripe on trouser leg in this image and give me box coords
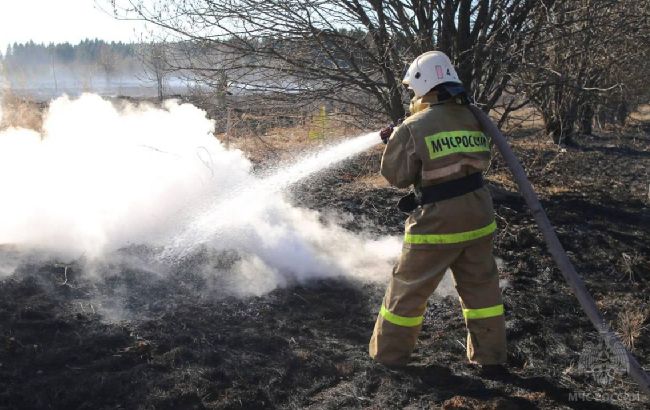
[369,246,462,366]
[450,238,507,365]
[380,304,423,327]
[463,304,504,320]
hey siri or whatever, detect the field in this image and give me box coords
[0,102,649,409]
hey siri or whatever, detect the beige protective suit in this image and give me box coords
[369,92,506,366]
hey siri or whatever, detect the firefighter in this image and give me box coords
[369,51,506,370]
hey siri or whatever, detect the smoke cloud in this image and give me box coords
[0,93,401,295]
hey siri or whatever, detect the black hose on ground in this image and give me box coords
[468,105,650,396]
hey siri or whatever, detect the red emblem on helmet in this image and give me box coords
[436,65,444,79]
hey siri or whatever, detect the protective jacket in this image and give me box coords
[370,92,506,366]
[380,93,496,249]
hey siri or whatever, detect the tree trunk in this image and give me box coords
[579,104,594,135]
[389,93,406,123]
[540,84,580,145]
[544,111,576,145]
[617,101,629,125]
[438,0,456,56]
[456,0,473,88]
[156,74,164,102]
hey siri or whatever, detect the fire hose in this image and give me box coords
[468,105,650,396]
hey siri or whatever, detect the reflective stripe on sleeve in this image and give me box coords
[404,220,496,245]
[380,304,423,327]
[462,304,504,320]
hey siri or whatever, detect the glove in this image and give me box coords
[379,124,394,144]
[379,115,409,144]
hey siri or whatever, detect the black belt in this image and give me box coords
[397,173,484,213]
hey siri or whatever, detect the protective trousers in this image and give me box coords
[369,238,506,366]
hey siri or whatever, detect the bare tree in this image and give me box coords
[516,0,650,144]
[109,0,542,123]
[98,43,118,83]
[138,41,170,101]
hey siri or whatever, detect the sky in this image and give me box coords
[0,0,149,54]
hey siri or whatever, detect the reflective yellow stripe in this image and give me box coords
[463,304,504,320]
[425,131,490,160]
[380,305,423,327]
[404,220,496,245]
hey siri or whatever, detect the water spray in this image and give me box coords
[164,132,379,258]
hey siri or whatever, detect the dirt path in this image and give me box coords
[1,124,649,409]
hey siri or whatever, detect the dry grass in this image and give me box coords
[0,93,44,131]
[485,171,519,192]
[629,104,650,122]
[541,185,574,195]
[496,103,650,131]
[617,306,648,350]
[224,112,368,164]
[498,106,545,132]
[617,252,643,282]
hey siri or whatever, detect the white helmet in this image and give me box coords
[402,51,461,98]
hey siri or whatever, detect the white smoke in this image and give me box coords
[0,94,248,255]
[0,67,4,122]
[0,93,401,294]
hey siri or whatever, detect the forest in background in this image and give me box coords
[0,39,180,99]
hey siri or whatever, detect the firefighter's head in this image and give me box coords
[402,51,465,99]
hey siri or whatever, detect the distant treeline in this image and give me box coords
[0,39,149,93]
[2,39,137,67]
